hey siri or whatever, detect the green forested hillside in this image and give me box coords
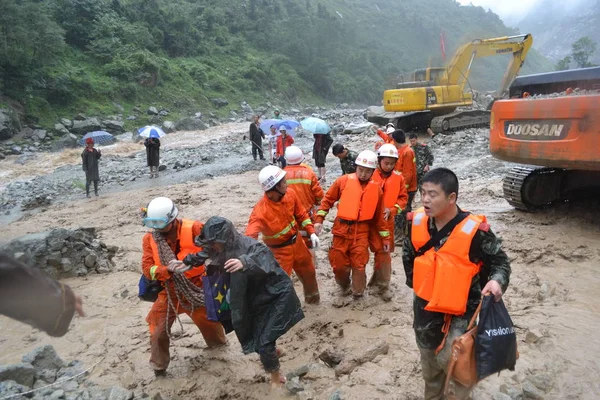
[0,0,552,126]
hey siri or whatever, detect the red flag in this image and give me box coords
[440,32,446,61]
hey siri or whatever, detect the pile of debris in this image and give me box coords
[0,228,117,278]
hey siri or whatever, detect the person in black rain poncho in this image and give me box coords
[180,216,304,387]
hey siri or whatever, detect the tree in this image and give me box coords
[555,56,571,71]
[571,37,597,68]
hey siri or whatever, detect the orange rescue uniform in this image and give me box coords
[142,218,227,371]
[315,173,390,295]
[395,144,417,192]
[368,169,408,288]
[246,190,319,303]
[285,163,324,248]
[275,135,295,158]
[375,129,394,151]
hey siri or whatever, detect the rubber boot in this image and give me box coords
[351,269,367,298]
[334,267,352,296]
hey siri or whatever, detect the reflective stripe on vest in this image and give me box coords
[287,178,312,185]
[411,208,485,316]
[374,169,404,210]
[337,174,380,222]
[263,220,297,241]
[149,218,205,279]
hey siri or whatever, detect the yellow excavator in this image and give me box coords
[382,34,533,133]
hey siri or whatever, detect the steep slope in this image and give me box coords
[517,0,600,64]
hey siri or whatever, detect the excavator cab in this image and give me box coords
[397,68,446,89]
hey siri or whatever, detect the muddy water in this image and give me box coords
[0,124,599,399]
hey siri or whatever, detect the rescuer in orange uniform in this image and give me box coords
[391,129,418,243]
[246,165,321,304]
[314,150,390,298]
[367,144,408,301]
[374,123,396,151]
[141,197,227,376]
[403,168,511,399]
[284,146,324,258]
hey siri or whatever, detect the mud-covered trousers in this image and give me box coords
[146,285,227,371]
[258,342,280,373]
[418,317,472,400]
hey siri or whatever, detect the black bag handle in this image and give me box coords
[415,211,470,257]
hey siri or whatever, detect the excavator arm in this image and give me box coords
[442,34,533,94]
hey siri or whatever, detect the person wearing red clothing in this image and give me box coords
[391,129,418,243]
[374,124,395,151]
[274,126,295,168]
[368,144,408,300]
[314,150,390,298]
[246,165,320,304]
[141,197,227,376]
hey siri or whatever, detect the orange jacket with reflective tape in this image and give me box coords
[395,144,417,192]
[285,164,324,217]
[315,173,389,240]
[246,190,315,247]
[373,168,408,216]
[141,218,205,282]
[411,208,486,316]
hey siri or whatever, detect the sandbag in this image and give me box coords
[476,295,518,380]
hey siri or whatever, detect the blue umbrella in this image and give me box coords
[138,126,166,139]
[301,117,331,134]
[78,131,114,146]
[259,119,299,138]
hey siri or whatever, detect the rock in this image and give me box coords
[84,254,97,269]
[342,122,373,135]
[52,133,78,150]
[285,377,304,394]
[522,380,545,399]
[0,108,20,140]
[319,347,344,367]
[500,384,524,400]
[211,98,229,108]
[107,386,133,400]
[0,363,36,387]
[126,116,136,121]
[73,113,87,121]
[194,112,202,119]
[53,123,70,136]
[133,106,141,113]
[525,330,542,344]
[23,345,65,373]
[493,393,513,400]
[70,118,102,135]
[329,390,343,400]
[158,165,167,172]
[33,129,47,140]
[102,120,125,134]
[36,368,58,383]
[158,110,169,117]
[162,121,176,133]
[334,341,389,376]
[0,380,30,398]
[96,260,111,274]
[0,152,5,160]
[240,101,253,114]
[10,145,23,155]
[49,389,65,399]
[529,374,553,392]
[60,118,73,128]
[147,107,158,115]
[175,117,208,131]
[286,364,310,380]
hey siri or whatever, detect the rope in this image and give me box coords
[0,357,105,400]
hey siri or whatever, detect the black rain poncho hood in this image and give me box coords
[196,217,304,354]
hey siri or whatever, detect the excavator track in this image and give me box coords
[430,110,491,134]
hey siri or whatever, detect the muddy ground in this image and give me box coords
[0,121,599,400]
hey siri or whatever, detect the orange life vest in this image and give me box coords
[411,208,485,316]
[337,173,380,222]
[149,218,205,279]
[374,169,403,210]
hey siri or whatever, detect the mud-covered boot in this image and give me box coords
[351,269,367,298]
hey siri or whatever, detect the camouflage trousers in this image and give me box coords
[417,317,472,400]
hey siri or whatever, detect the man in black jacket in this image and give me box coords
[180,216,304,388]
[249,115,266,161]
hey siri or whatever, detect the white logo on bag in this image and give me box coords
[485,326,515,337]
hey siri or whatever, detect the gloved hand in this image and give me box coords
[310,233,320,248]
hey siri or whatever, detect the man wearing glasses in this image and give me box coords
[140,197,227,377]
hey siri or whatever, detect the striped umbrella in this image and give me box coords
[138,126,166,139]
[78,131,114,146]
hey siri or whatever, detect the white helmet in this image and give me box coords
[278,125,287,132]
[355,150,378,169]
[259,165,287,191]
[377,143,399,159]
[385,126,395,134]
[386,122,395,127]
[285,146,304,165]
[144,197,178,229]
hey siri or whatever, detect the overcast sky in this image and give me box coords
[456,0,539,24]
